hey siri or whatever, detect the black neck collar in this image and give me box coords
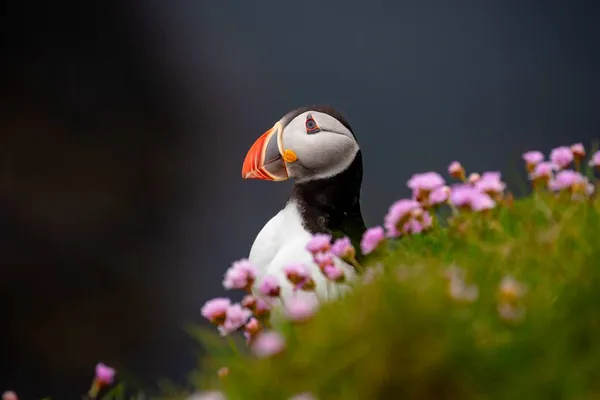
[290,151,366,243]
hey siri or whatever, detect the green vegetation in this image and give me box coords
[186,190,600,400]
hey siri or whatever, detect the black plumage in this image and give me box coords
[285,105,367,261]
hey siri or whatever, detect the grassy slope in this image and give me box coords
[184,191,600,400]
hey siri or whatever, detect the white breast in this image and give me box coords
[249,201,356,308]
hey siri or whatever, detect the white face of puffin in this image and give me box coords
[241,110,360,183]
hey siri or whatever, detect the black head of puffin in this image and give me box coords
[242,106,366,248]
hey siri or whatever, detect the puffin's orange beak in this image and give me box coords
[242,123,289,181]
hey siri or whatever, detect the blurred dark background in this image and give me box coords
[1,0,599,397]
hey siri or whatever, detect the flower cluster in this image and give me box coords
[353,162,510,258]
[202,258,272,344]
[306,233,349,282]
[523,144,597,198]
[202,252,330,354]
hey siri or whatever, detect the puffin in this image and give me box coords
[241,105,367,306]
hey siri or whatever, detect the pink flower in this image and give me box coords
[283,262,313,287]
[467,172,481,184]
[548,170,589,193]
[306,233,332,253]
[259,275,281,297]
[251,331,286,358]
[407,172,445,192]
[241,294,272,315]
[589,150,600,168]
[470,192,496,211]
[284,295,320,321]
[403,211,433,234]
[450,185,496,211]
[450,184,475,207]
[448,161,465,180]
[522,150,544,166]
[331,237,355,259]
[475,171,506,195]
[201,297,232,324]
[549,146,574,169]
[245,317,261,333]
[243,317,262,343]
[384,199,421,237]
[2,392,17,400]
[314,252,334,269]
[323,265,345,282]
[529,161,556,180]
[428,185,450,205]
[481,171,501,181]
[223,259,257,291]
[218,304,252,336]
[241,294,257,309]
[571,143,585,159]
[254,297,272,317]
[95,362,116,386]
[360,226,385,255]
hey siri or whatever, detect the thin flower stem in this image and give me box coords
[227,336,239,356]
[87,381,100,400]
[348,255,363,273]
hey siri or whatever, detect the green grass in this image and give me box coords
[178,190,600,400]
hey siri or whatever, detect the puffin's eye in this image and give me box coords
[305,114,321,134]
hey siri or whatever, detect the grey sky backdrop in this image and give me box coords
[1,0,599,397]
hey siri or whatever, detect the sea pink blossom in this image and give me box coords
[403,211,433,234]
[259,275,281,297]
[384,199,422,237]
[522,150,544,166]
[283,262,313,286]
[475,171,506,195]
[360,226,385,255]
[323,265,345,282]
[254,297,272,315]
[589,150,600,168]
[251,331,286,358]
[407,171,445,191]
[2,391,18,400]
[448,161,465,180]
[571,143,585,159]
[95,362,116,386]
[450,185,496,211]
[223,259,258,291]
[284,295,320,321]
[306,234,332,253]
[467,172,481,185]
[549,146,574,169]
[314,252,334,269]
[218,304,252,336]
[548,170,586,192]
[331,237,355,259]
[529,161,556,181]
[241,295,272,314]
[428,185,450,205]
[201,297,231,324]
